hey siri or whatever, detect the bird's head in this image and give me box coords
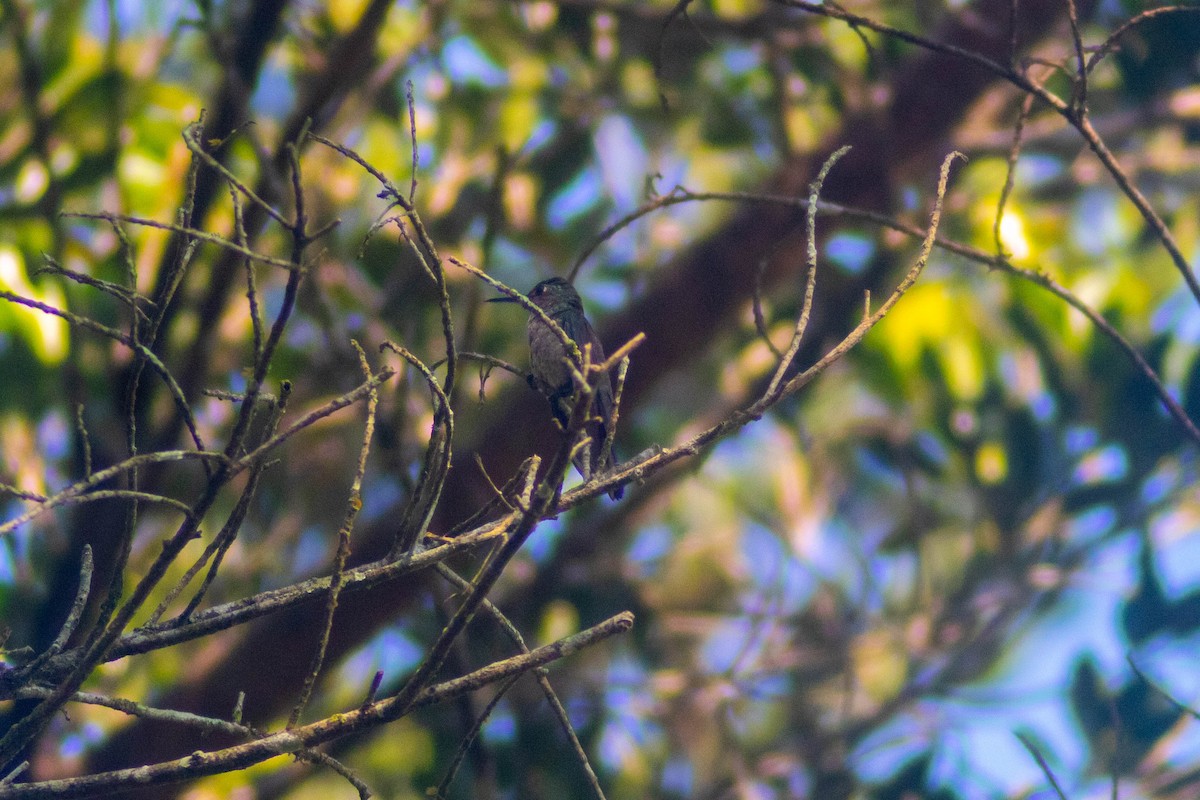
[488,277,583,315]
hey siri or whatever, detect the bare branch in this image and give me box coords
[5,613,635,799]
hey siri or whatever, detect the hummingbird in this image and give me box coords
[489,277,624,500]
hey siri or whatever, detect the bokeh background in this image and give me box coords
[2,0,1200,798]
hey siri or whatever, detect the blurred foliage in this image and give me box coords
[1,1,1200,799]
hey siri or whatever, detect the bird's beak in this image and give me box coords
[486,295,519,304]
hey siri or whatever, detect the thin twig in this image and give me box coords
[73,404,91,479]
[449,352,527,397]
[0,452,221,537]
[993,93,1033,257]
[435,565,609,800]
[765,145,850,400]
[361,672,384,710]
[653,0,696,110]
[154,460,267,625]
[1016,732,1070,800]
[229,183,264,362]
[155,387,289,625]
[380,342,453,556]
[1085,6,1200,75]
[1129,655,1200,722]
[1065,0,1087,111]
[1004,0,1019,66]
[94,212,144,655]
[434,672,522,798]
[445,457,539,538]
[34,256,155,321]
[180,121,291,228]
[14,546,92,682]
[10,686,257,738]
[218,124,313,469]
[297,750,374,800]
[230,370,395,478]
[0,289,207,457]
[405,79,419,203]
[598,357,628,476]
[752,256,784,359]
[63,212,301,272]
[288,341,378,728]
[0,762,28,786]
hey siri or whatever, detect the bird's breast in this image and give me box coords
[527,315,574,390]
